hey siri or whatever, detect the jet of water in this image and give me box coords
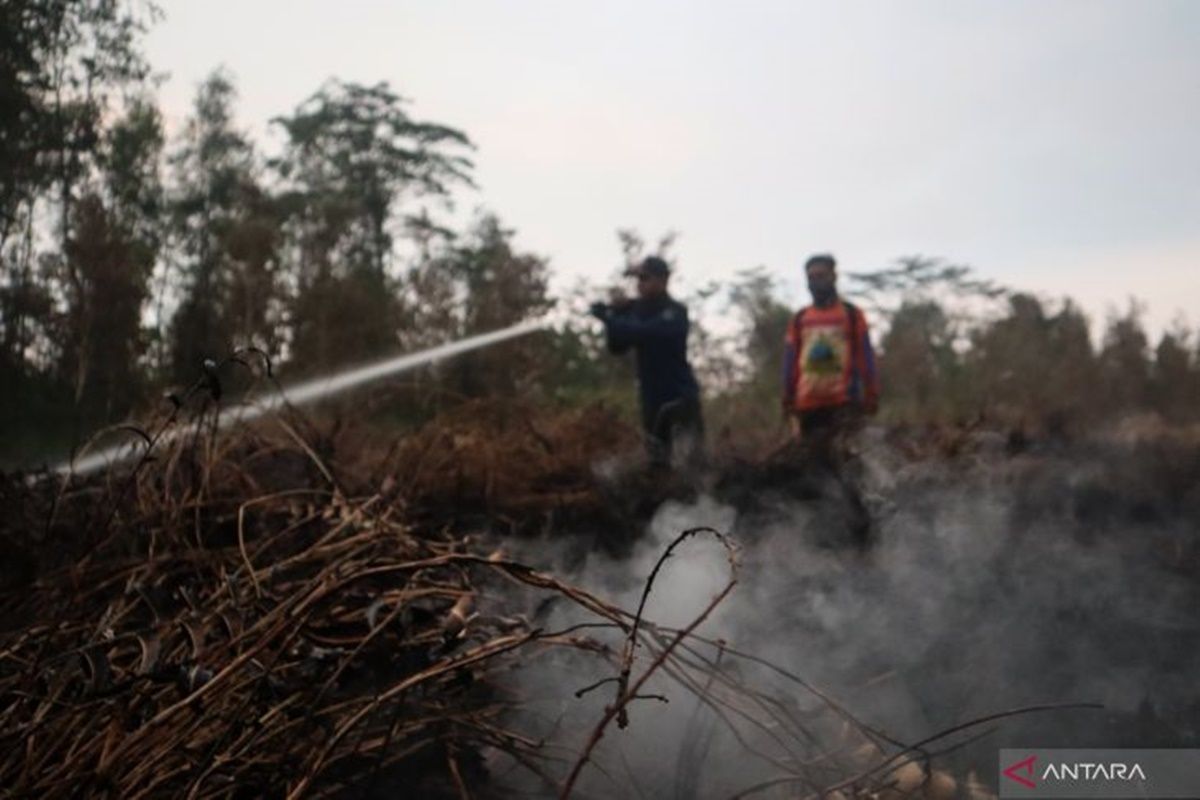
[55,317,552,477]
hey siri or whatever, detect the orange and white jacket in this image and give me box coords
[783,299,879,412]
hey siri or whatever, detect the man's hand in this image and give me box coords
[608,288,634,314]
[782,400,801,439]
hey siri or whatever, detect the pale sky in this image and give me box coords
[144,0,1200,340]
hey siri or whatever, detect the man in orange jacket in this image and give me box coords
[783,253,879,546]
[783,253,880,442]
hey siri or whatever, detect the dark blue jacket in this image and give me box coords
[603,295,700,415]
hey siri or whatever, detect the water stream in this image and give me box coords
[54,317,551,477]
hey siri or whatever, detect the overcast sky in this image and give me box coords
[144,0,1199,338]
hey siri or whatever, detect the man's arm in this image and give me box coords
[590,300,635,354]
[782,312,801,414]
[605,303,689,346]
[605,318,633,354]
[856,308,880,413]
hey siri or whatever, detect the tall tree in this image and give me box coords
[5,1,156,245]
[1151,324,1196,423]
[726,266,793,394]
[879,300,960,423]
[967,294,1100,429]
[1,1,155,358]
[168,70,278,383]
[1097,302,1152,416]
[430,214,554,397]
[845,255,1006,329]
[272,80,473,372]
[57,193,151,418]
[53,98,163,420]
[0,0,157,459]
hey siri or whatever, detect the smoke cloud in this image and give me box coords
[493,428,1200,798]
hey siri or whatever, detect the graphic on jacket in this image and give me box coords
[802,325,849,394]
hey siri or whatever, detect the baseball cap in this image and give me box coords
[805,253,836,270]
[624,255,671,278]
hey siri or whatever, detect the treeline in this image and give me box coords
[692,258,1200,449]
[849,259,1200,433]
[1,2,589,463]
[3,2,1197,466]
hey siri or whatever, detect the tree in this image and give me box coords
[1151,324,1196,423]
[272,80,473,372]
[430,214,554,398]
[845,255,1006,331]
[56,193,152,418]
[1097,302,1152,416]
[724,266,792,394]
[47,98,163,420]
[3,1,157,245]
[0,1,157,460]
[967,294,1100,430]
[0,0,157,370]
[168,70,279,383]
[879,300,960,423]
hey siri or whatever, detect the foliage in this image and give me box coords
[167,71,277,385]
[2,8,1199,467]
[272,79,473,372]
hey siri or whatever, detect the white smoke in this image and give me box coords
[493,429,1200,798]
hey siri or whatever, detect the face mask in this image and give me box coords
[809,282,836,304]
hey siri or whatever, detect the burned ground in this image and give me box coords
[2,402,1198,798]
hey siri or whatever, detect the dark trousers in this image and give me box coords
[644,395,705,469]
[799,405,863,467]
[798,404,870,547]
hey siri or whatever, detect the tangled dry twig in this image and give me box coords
[2,398,1067,799]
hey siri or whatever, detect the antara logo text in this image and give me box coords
[1003,754,1148,788]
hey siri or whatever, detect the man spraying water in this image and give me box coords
[589,256,704,470]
